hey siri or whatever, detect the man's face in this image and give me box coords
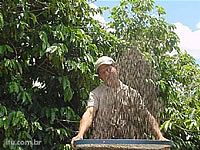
[98,64,118,86]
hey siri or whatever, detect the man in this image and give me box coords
[71,56,167,147]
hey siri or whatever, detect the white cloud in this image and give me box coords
[89,3,115,32]
[174,22,200,59]
[196,22,200,29]
[89,3,106,25]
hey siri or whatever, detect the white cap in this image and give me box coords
[94,56,115,72]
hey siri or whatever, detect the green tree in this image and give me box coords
[0,0,120,149]
[159,53,200,149]
[108,0,200,149]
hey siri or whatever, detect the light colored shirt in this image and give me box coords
[87,80,147,139]
[87,80,145,111]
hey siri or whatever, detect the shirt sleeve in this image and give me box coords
[86,91,99,109]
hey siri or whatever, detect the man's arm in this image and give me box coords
[145,109,166,140]
[130,89,167,140]
[77,106,97,136]
[71,106,97,147]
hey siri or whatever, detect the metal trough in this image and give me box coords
[75,139,172,150]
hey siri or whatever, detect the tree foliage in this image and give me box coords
[159,53,200,149]
[0,0,120,149]
[108,0,200,149]
[0,0,200,149]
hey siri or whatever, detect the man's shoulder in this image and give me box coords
[91,83,107,94]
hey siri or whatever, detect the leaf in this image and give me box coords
[62,76,68,90]
[78,63,87,73]
[30,13,37,25]
[4,59,10,67]
[0,45,4,54]
[161,120,171,132]
[3,117,9,130]
[7,112,15,129]
[0,45,13,55]
[18,91,32,104]
[15,60,22,74]
[70,32,76,43]
[59,43,68,53]
[56,129,61,135]
[24,131,32,140]
[156,5,166,15]
[84,53,94,62]
[0,12,4,29]
[65,106,77,120]
[20,21,29,30]
[51,109,56,123]
[45,110,50,119]
[64,88,73,102]
[5,45,14,53]
[0,118,3,128]
[39,31,48,50]
[65,60,78,70]
[60,76,73,102]
[46,45,58,53]
[0,105,7,117]
[34,122,43,130]
[12,116,19,126]
[21,91,27,104]
[22,119,29,128]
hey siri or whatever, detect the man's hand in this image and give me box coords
[158,135,170,141]
[71,107,96,149]
[71,134,83,149]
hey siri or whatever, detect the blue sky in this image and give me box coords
[93,0,200,65]
[156,1,200,31]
